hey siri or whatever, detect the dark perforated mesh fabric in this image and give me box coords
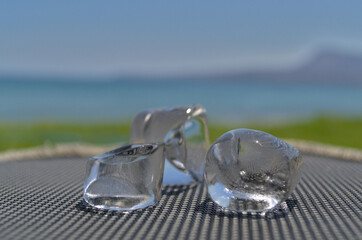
[0,155,361,240]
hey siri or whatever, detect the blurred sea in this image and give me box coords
[0,80,361,123]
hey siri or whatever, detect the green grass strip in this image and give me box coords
[0,116,361,152]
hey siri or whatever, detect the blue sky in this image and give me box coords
[1,1,362,77]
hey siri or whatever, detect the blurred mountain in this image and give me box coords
[221,50,362,83]
[1,50,362,84]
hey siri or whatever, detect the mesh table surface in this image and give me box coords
[0,155,361,240]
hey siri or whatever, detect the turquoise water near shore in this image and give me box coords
[0,80,361,123]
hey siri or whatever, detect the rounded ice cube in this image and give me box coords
[204,129,303,213]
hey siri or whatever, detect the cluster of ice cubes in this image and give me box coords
[84,105,303,213]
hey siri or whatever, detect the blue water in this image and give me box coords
[0,80,361,123]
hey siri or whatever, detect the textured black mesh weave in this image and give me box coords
[0,155,361,240]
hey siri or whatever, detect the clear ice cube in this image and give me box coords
[83,143,165,211]
[130,104,210,182]
[205,129,303,213]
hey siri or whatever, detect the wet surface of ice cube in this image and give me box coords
[83,143,165,211]
[205,129,303,213]
[130,104,209,182]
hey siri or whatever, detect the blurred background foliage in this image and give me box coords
[1,116,361,152]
